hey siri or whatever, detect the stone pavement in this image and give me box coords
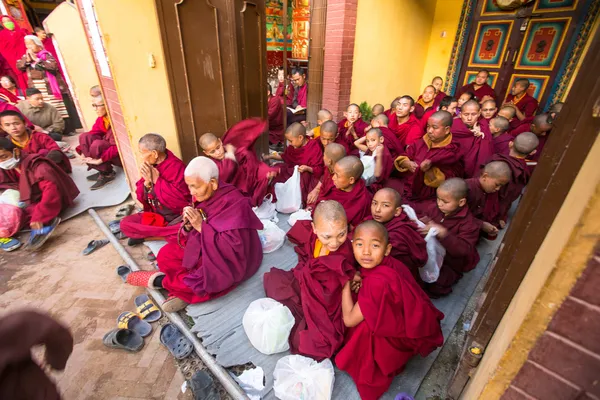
[0,206,193,400]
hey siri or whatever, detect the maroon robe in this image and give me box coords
[486,154,530,223]
[365,145,403,195]
[275,81,294,105]
[418,108,436,133]
[419,203,480,297]
[335,256,444,400]
[505,93,538,117]
[417,91,446,108]
[508,116,534,137]
[451,118,494,177]
[77,116,121,173]
[156,184,263,304]
[120,150,191,242]
[315,178,372,228]
[379,126,403,158]
[0,101,34,136]
[492,133,512,156]
[389,114,422,147]
[19,131,71,173]
[268,95,284,144]
[414,102,434,120]
[466,177,497,228]
[264,220,356,360]
[337,118,369,155]
[0,15,28,90]
[455,82,497,102]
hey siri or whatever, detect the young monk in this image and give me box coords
[489,116,511,155]
[414,85,436,119]
[512,114,552,170]
[504,78,538,120]
[201,119,278,207]
[264,200,356,360]
[395,111,462,207]
[369,113,403,158]
[336,220,444,400]
[431,76,447,106]
[480,99,497,122]
[419,96,458,133]
[388,95,422,147]
[267,83,284,145]
[455,69,497,103]
[338,103,369,153]
[372,103,384,117]
[369,188,427,280]
[456,91,474,114]
[119,133,191,245]
[317,119,350,155]
[418,178,480,297]
[0,110,71,173]
[315,155,372,228]
[275,66,294,106]
[307,142,346,206]
[384,97,401,119]
[451,100,494,177]
[125,157,263,312]
[497,104,521,130]
[354,128,400,194]
[308,109,333,139]
[0,137,79,251]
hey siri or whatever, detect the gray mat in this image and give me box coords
[145,213,505,399]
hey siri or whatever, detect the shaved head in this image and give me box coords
[482,99,496,109]
[313,200,347,225]
[400,95,415,107]
[286,122,307,138]
[513,132,539,156]
[498,106,516,119]
[354,220,389,246]
[321,120,338,135]
[423,85,435,93]
[375,188,401,208]
[199,132,219,150]
[372,104,384,114]
[532,114,552,131]
[139,133,167,153]
[390,96,401,109]
[430,110,453,127]
[373,113,389,126]
[317,109,333,121]
[490,116,509,132]
[462,99,481,110]
[324,142,346,163]
[185,156,219,181]
[439,178,468,200]
[367,127,383,138]
[336,156,363,180]
[483,160,512,179]
[347,103,360,112]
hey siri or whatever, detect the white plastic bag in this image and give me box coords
[253,194,278,223]
[288,209,312,227]
[401,205,445,283]
[243,298,294,355]
[275,166,302,213]
[0,189,20,207]
[258,220,286,253]
[273,355,335,400]
[360,155,376,186]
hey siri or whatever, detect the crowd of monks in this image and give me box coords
[0,67,562,399]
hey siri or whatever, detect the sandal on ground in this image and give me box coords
[116,204,134,218]
[134,294,162,322]
[102,328,144,352]
[26,217,61,251]
[189,371,219,400]
[162,295,189,313]
[108,220,121,234]
[159,323,193,359]
[117,311,152,337]
[126,271,165,289]
[117,265,131,282]
[146,251,156,262]
[82,239,109,256]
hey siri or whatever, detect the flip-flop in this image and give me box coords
[189,371,219,400]
[108,220,121,234]
[117,311,152,337]
[116,204,134,218]
[146,251,156,262]
[26,217,61,251]
[102,328,144,352]
[117,265,132,282]
[115,231,126,240]
[83,239,109,256]
[135,294,162,322]
[160,323,193,359]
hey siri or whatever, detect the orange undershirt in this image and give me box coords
[313,239,330,258]
[512,93,526,105]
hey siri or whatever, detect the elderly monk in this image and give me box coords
[414,85,437,119]
[388,95,422,147]
[125,157,263,312]
[451,100,494,177]
[455,69,497,103]
[77,96,121,190]
[503,78,538,121]
[0,109,70,173]
[120,134,190,245]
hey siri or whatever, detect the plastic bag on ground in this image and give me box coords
[288,209,312,227]
[253,194,278,223]
[273,355,335,400]
[258,220,286,254]
[242,298,294,355]
[360,155,375,186]
[0,189,20,207]
[0,204,23,238]
[275,166,302,213]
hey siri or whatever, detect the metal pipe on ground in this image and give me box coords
[88,209,249,400]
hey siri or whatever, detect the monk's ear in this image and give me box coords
[458,197,467,208]
[409,105,415,114]
[343,111,348,118]
[209,178,219,190]
[379,136,385,144]
[384,243,392,256]
[311,221,317,235]
[444,126,451,135]
[349,176,356,185]
[394,207,402,217]
[508,141,514,149]
[529,149,537,157]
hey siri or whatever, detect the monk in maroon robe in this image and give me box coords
[489,116,512,155]
[455,70,497,103]
[480,99,498,123]
[287,68,307,125]
[126,157,263,312]
[388,95,422,147]
[275,67,294,105]
[418,96,458,134]
[120,134,190,244]
[369,188,427,280]
[307,139,346,207]
[0,99,35,135]
[336,221,444,400]
[497,105,522,131]
[369,113,403,158]
[451,100,494,177]
[504,78,538,120]
[418,178,480,297]
[337,103,370,155]
[355,128,402,194]
[316,119,351,155]
[264,201,357,360]
[414,85,436,119]
[268,84,284,145]
[0,16,28,91]
[315,156,372,229]
[418,76,446,109]
[395,111,462,206]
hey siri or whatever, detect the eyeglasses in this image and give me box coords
[92,104,105,109]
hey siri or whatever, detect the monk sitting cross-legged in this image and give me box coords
[306,142,346,207]
[451,100,494,177]
[337,103,369,155]
[388,95,422,147]
[335,220,444,400]
[354,128,402,194]
[125,157,263,312]
[264,200,357,360]
[119,134,191,246]
[315,155,372,229]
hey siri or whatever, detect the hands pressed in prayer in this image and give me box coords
[420,159,432,172]
[82,156,103,166]
[183,206,203,233]
[140,162,159,186]
[30,221,43,231]
[481,221,499,235]
[298,165,313,173]
[26,49,38,63]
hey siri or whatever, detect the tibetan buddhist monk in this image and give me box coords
[369,113,403,158]
[307,142,346,206]
[414,85,436,119]
[490,116,511,155]
[369,188,427,280]
[287,67,307,125]
[514,114,552,170]
[431,76,447,106]
[372,103,384,117]
[308,109,333,139]
[264,200,356,360]
[275,66,294,106]
[455,69,497,103]
[338,103,369,154]
[0,137,79,250]
[394,111,462,206]
[0,110,70,173]
[77,96,121,190]
[336,220,444,400]
[418,178,480,297]
[456,91,474,112]
[451,100,494,177]
[355,128,401,194]
[466,161,512,237]
[388,95,422,147]
[384,97,401,119]
[0,99,34,137]
[315,155,372,229]
[317,119,350,155]
[119,133,191,245]
[201,119,278,207]
[267,83,284,145]
[419,96,458,133]
[480,99,497,122]
[504,78,538,121]
[125,157,263,312]
[497,104,521,130]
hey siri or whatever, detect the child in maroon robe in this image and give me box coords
[490,116,512,155]
[370,188,427,280]
[372,103,384,117]
[418,178,480,297]
[307,142,346,207]
[388,95,422,147]
[395,111,462,208]
[0,110,71,173]
[451,100,494,177]
[265,123,324,207]
[337,103,369,154]
[267,83,284,145]
[355,128,401,194]
[125,157,263,312]
[414,85,436,119]
[369,113,403,158]
[497,105,520,130]
[308,109,333,139]
[316,119,350,155]
[336,220,444,400]
[456,92,474,116]
[419,96,459,134]
[120,134,191,245]
[275,66,294,106]
[480,99,498,122]
[315,155,372,229]
[264,200,357,360]
[504,78,539,120]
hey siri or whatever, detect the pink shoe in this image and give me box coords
[126,270,165,289]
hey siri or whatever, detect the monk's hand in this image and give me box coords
[307,187,320,205]
[482,222,498,235]
[472,124,483,138]
[184,207,203,233]
[266,170,278,181]
[402,160,418,173]
[350,272,362,293]
[30,221,43,231]
[83,157,103,166]
[428,222,448,239]
[144,162,159,184]
[499,220,506,229]
[298,165,313,173]
[420,159,432,172]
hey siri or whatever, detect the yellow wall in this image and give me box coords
[350,0,438,107]
[420,0,463,91]
[44,2,99,130]
[90,0,181,160]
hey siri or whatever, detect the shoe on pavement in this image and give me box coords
[0,237,22,252]
[86,172,101,181]
[91,172,116,190]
